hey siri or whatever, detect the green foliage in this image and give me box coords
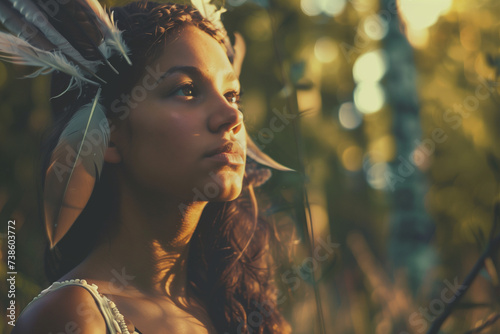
[3,0,500,333]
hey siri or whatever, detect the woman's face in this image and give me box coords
[109,25,246,203]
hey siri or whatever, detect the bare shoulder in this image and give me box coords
[11,285,107,334]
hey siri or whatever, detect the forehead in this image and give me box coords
[155,25,235,80]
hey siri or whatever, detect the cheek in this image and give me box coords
[125,108,204,180]
[135,108,199,147]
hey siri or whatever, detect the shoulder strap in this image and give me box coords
[21,279,139,334]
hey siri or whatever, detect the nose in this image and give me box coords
[207,93,244,135]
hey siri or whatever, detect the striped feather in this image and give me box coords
[8,0,100,70]
[0,1,55,50]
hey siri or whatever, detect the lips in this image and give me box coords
[205,142,245,165]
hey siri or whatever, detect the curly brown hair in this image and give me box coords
[42,2,291,333]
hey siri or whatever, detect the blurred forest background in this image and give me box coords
[2,0,500,333]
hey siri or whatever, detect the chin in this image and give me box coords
[201,173,244,202]
[214,183,244,202]
[222,187,244,201]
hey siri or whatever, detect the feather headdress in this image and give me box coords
[0,0,293,250]
[0,0,130,248]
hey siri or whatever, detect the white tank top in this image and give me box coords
[20,279,142,334]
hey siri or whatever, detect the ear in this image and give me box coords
[104,141,121,163]
[104,119,122,163]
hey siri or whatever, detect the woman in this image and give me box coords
[7,1,293,333]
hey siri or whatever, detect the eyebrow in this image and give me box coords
[157,65,238,85]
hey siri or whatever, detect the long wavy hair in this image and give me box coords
[40,2,291,333]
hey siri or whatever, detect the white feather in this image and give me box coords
[105,11,132,65]
[190,0,227,32]
[79,0,132,65]
[54,88,109,179]
[0,32,98,94]
[190,0,235,61]
[8,0,100,71]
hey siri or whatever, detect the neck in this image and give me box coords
[74,181,208,301]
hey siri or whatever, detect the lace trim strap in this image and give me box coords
[21,279,139,334]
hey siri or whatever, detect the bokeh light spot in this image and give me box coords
[342,146,363,171]
[301,0,346,16]
[354,82,385,114]
[322,0,346,16]
[398,0,452,30]
[353,50,388,83]
[338,102,363,130]
[314,37,338,63]
[363,15,389,41]
[366,162,389,189]
[301,0,322,16]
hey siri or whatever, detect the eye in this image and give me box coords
[225,90,242,105]
[172,83,198,98]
